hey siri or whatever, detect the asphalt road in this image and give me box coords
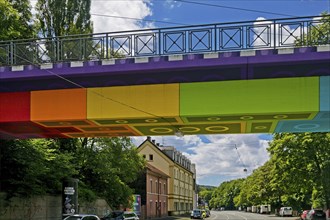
[207,211,299,220]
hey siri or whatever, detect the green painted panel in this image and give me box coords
[180,77,319,116]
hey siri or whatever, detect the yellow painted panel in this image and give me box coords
[87,84,179,119]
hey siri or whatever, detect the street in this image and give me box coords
[207,211,298,220]
[173,211,299,220]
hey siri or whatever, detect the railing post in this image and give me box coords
[273,20,276,49]
[10,41,14,65]
[158,29,161,56]
[214,24,217,52]
[106,33,109,59]
[56,37,60,62]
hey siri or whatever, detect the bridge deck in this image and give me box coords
[1,15,330,138]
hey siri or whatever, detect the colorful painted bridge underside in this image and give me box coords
[0,76,329,139]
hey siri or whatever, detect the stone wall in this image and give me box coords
[0,194,62,220]
[0,193,111,220]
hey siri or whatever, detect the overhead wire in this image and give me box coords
[234,144,248,173]
[175,0,295,17]
[10,53,184,136]
[90,13,190,26]
[30,0,299,29]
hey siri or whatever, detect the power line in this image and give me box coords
[234,144,248,173]
[90,13,190,26]
[175,0,295,17]
[11,54,184,137]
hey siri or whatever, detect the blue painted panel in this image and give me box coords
[320,76,330,111]
[275,119,330,132]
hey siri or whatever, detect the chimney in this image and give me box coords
[147,136,151,141]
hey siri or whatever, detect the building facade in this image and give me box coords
[145,163,169,218]
[137,137,196,216]
[131,163,169,219]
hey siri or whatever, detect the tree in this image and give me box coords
[0,137,145,210]
[296,13,330,46]
[35,0,95,61]
[72,137,145,209]
[0,139,77,200]
[209,179,243,210]
[199,187,214,208]
[0,0,36,65]
[35,0,93,38]
[268,133,330,210]
[0,0,34,41]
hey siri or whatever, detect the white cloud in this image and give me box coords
[29,0,154,33]
[91,0,154,33]
[132,134,271,186]
[164,0,182,9]
[253,17,307,47]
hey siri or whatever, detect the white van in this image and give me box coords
[252,206,257,213]
[260,205,271,214]
[279,207,293,217]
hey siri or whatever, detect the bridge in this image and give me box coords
[0,15,329,139]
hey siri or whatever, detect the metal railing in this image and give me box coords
[0,15,329,66]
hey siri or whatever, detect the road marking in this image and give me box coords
[234,213,248,220]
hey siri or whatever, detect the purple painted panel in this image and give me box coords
[0,47,329,92]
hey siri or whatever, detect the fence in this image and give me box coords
[0,15,329,66]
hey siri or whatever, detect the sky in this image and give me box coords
[29,0,330,186]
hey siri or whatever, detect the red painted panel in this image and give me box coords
[0,92,30,122]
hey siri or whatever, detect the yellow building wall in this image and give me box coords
[137,140,194,215]
[138,142,171,175]
[169,164,194,214]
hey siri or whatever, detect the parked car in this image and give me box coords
[101,210,123,220]
[191,209,204,219]
[102,211,139,220]
[300,210,310,220]
[306,209,326,220]
[64,214,100,220]
[279,207,293,217]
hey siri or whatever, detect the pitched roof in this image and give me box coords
[137,137,193,174]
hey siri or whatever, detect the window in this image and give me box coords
[159,182,161,194]
[149,154,153,160]
[164,183,166,194]
[150,180,153,193]
[156,181,158,193]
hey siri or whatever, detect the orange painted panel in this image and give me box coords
[31,88,87,121]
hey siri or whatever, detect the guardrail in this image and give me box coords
[0,15,329,66]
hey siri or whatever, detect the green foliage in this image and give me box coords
[35,0,95,61]
[0,0,35,65]
[35,0,93,38]
[0,139,76,200]
[0,0,34,41]
[209,179,243,210]
[268,133,330,209]
[198,187,215,208]
[52,137,146,209]
[209,133,330,211]
[0,137,145,210]
[296,13,330,46]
